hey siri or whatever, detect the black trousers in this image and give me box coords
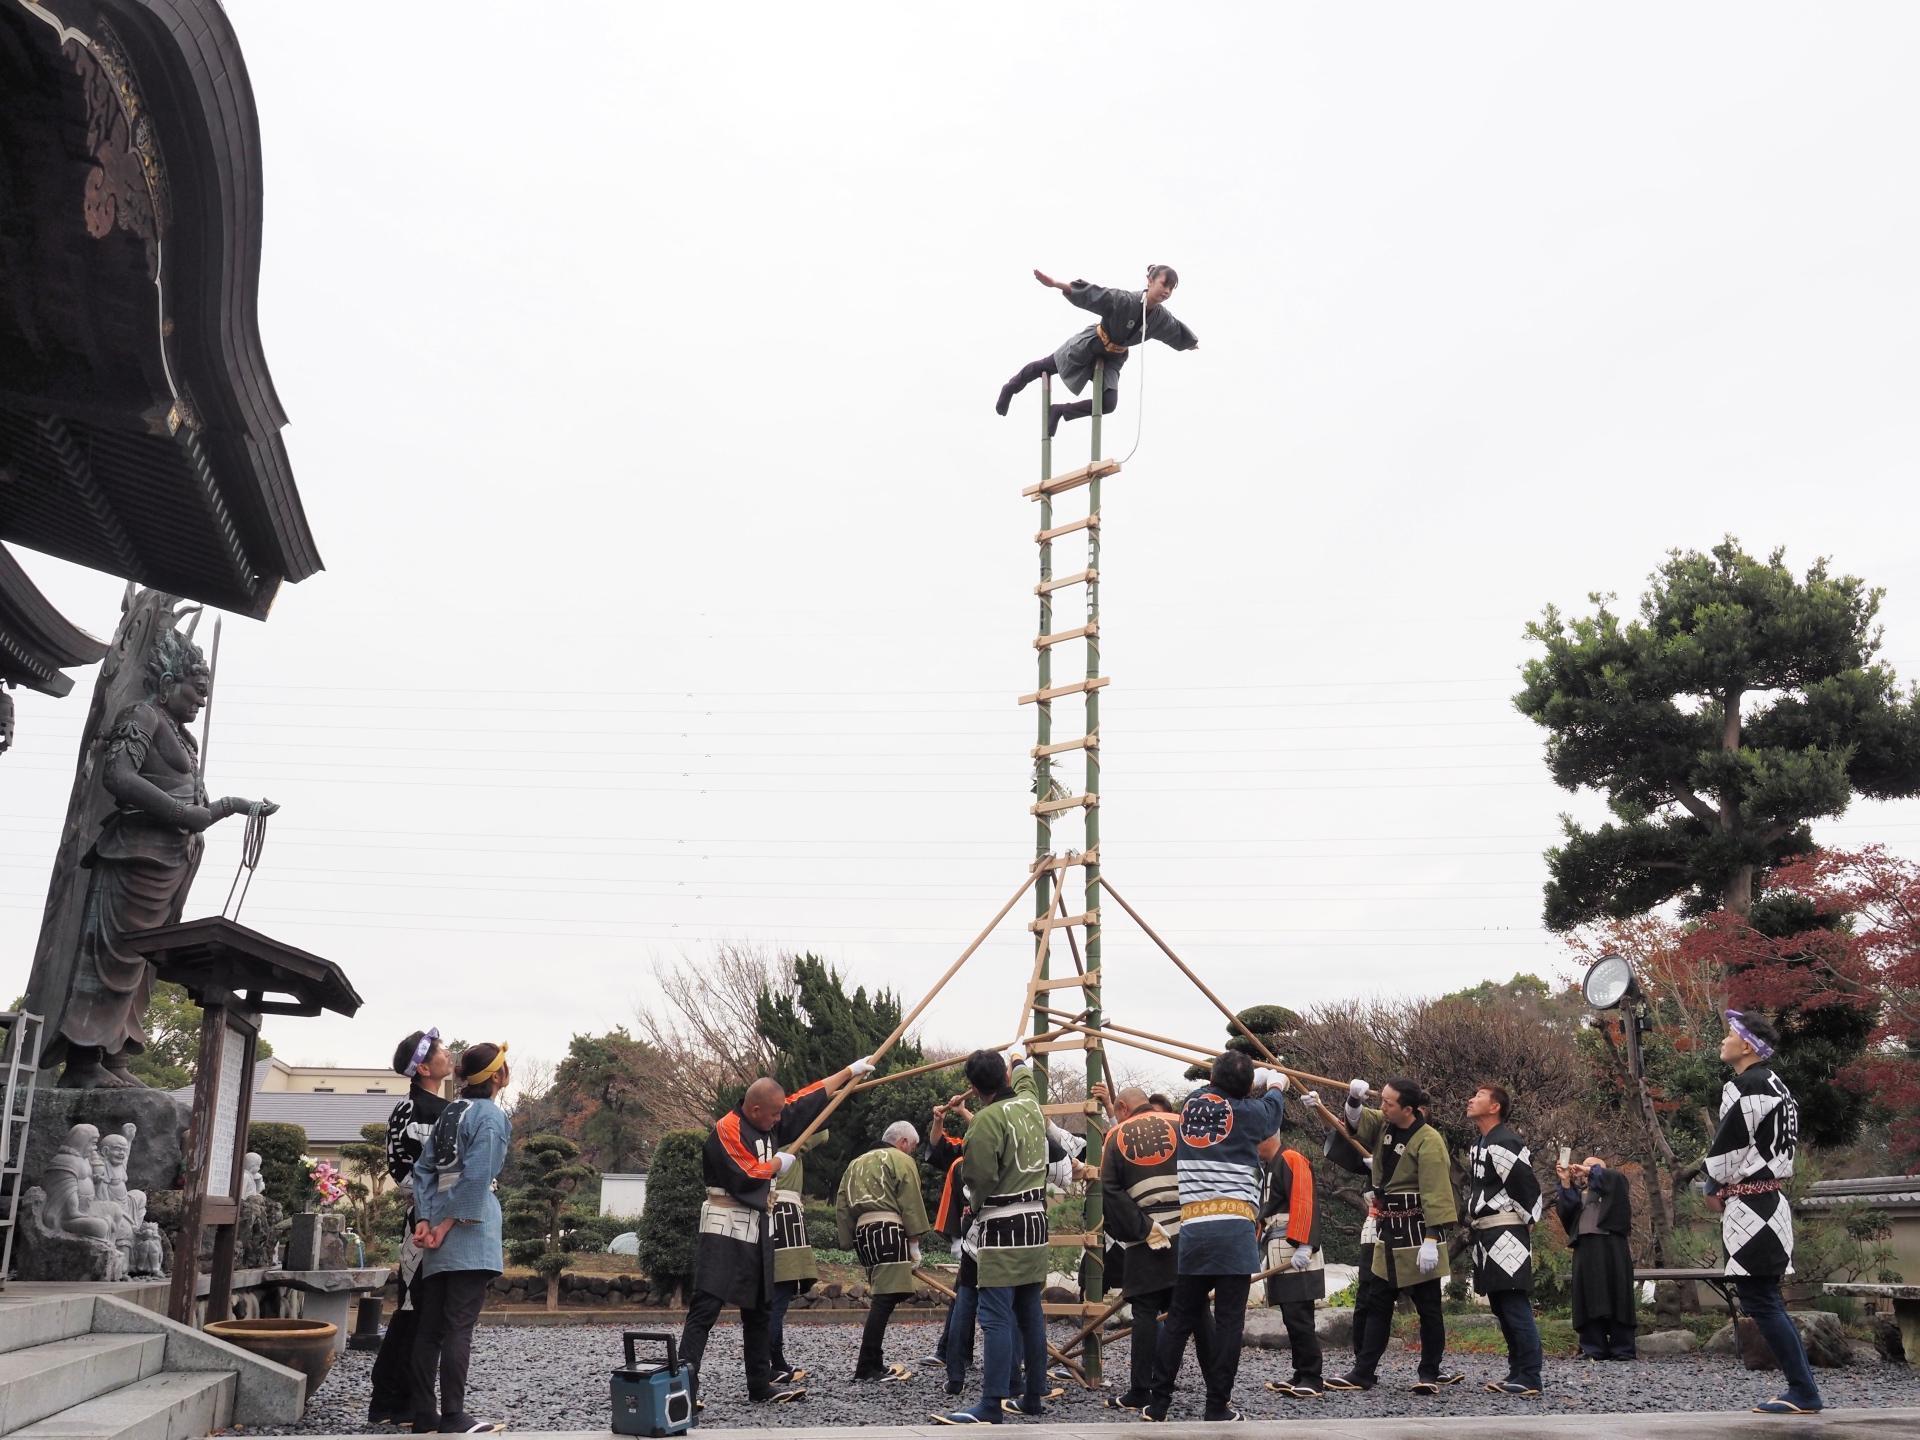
[856,1292,903,1377]
[1149,1272,1250,1415]
[680,1289,774,1400]
[408,1269,492,1426]
[370,1222,425,1417]
[1278,1299,1322,1383]
[1004,356,1120,429]
[1352,1273,1446,1381]
[1127,1285,1216,1403]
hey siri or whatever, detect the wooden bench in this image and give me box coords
[1636,1266,1745,1356]
[1824,1282,1920,1359]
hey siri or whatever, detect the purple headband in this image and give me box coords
[1725,1010,1774,1061]
[404,1027,441,1077]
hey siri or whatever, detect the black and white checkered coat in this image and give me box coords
[1704,1063,1799,1278]
[1467,1122,1543,1295]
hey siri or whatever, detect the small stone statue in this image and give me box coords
[95,1123,166,1277]
[239,1151,266,1199]
[13,1123,127,1281]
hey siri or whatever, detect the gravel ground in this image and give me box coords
[262,1320,1920,1433]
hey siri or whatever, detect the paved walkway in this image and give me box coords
[303,1413,1920,1439]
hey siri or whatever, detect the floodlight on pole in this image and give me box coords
[1582,953,1637,1011]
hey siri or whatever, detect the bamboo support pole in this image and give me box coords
[784,868,1042,1153]
[848,1016,1084,1096]
[1079,376,1107,1383]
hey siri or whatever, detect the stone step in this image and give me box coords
[11,1371,235,1440]
[0,1333,166,1436]
[0,1296,98,1357]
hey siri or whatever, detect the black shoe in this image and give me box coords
[946,1380,965,1398]
[1323,1373,1373,1392]
[1047,407,1064,439]
[1278,1379,1323,1398]
[1001,1399,1051,1417]
[1141,1406,1169,1423]
[1489,1381,1540,1396]
[367,1413,407,1427]
[996,383,1016,417]
[1202,1407,1243,1422]
[1108,1393,1146,1411]
[750,1387,807,1404]
[438,1416,504,1434]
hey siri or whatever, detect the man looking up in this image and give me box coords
[1464,1083,1544,1397]
[679,1057,873,1407]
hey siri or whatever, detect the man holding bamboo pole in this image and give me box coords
[678,1058,873,1408]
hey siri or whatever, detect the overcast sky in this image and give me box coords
[4,3,1919,1089]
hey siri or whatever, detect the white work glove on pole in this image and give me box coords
[1302,1090,1321,1111]
[1417,1237,1439,1275]
[1290,1244,1314,1272]
[774,1152,797,1178]
[1254,1068,1288,1095]
[909,1239,923,1263]
[1006,1044,1027,1067]
[849,1056,877,1078]
[1345,1078,1369,1126]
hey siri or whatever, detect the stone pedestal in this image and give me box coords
[268,1268,393,1354]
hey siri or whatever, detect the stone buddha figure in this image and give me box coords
[18,1123,128,1281]
[95,1123,166,1277]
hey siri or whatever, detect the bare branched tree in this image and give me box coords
[633,945,798,1128]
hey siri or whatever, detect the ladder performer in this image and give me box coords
[996,266,1198,436]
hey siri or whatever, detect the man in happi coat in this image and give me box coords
[1329,1076,1462,1395]
[1100,1087,1214,1412]
[679,1057,873,1406]
[368,1028,453,1424]
[934,1046,1051,1426]
[1465,1083,1544,1396]
[1143,1051,1290,1423]
[768,1131,826,1386]
[1552,1155,1635,1360]
[1704,1010,1823,1416]
[996,266,1198,436]
[1257,1137,1326,1399]
[836,1120,932,1383]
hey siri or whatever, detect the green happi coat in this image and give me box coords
[961,1059,1051,1289]
[1354,1108,1457,1289]
[771,1139,822,1287]
[834,1144,930,1296]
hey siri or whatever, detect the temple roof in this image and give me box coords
[0,0,321,620]
[0,545,108,696]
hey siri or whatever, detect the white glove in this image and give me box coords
[1145,1221,1172,1251]
[1006,1044,1027,1067]
[1254,1068,1288,1095]
[909,1239,923,1263]
[1417,1238,1439,1274]
[1347,1078,1370,1102]
[848,1056,877,1078]
[1290,1244,1314,1272]
[1046,1119,1085,1159]
[1302,1089,1321,1111]
[774,1152,797,1178]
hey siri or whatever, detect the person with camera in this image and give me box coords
[1552,1153,1636,1361]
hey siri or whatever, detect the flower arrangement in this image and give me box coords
[300,1154,348,1209]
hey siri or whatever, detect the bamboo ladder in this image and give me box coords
[1018,362,1119,1379]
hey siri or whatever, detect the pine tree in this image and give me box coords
[503,1134,596,1311]
[1517,539,1920,927]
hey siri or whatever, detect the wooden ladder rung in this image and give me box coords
[1032,793,1098,817]
[1035,569,1098,596]
[1039,1100,1102,1117]
[1024,458,1122,499]
[1035,515,1099,543]
[1029,973,1100,992]
[1046,1231,1105,1249]
[1034,623,1098,650]
[1032,732,1098,757]
[1019,677,1110,705]
[1029,909,1098,933]
[1030,1036,1093,1053]
[1029,848,1099,873]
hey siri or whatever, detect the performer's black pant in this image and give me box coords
[1576,1315,1637,1360]
[1127,1286,1216,1403]
[1004,356,1120,431]
[680,1289,775,1401]
[1352,1275,1447,1382]
[1148,1272,1249,1417]
[369,1223,423,1418]
[769,1280,799,1374]
[1487,1289,1542,1387]
[1277,1299,1322,1384]
[855,1292,903,1377]
[408,1269,491,1427]
[1735,1276,1823,1410]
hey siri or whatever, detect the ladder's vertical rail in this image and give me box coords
[1032,374,1054,1058]
[1079,359,1107,1378]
